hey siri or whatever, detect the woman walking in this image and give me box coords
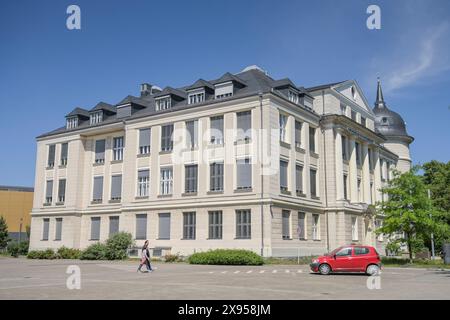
[137,240,153,273]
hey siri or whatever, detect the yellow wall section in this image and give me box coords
[0,190,33,232]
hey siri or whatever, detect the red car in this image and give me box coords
[310,245,381,275]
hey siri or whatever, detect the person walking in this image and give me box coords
[137,240,153,273]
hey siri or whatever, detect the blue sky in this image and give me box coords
[1,0,449,187]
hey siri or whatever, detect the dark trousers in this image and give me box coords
[145,259,152,271]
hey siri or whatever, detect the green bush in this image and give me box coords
[18,241,29,255]
[164,253,182,263]
[105,232,134,260]
[188,249,264,265]
[80,243,107,260]
[27,249,56,259]
[7,242,20,257]
[57,246,81,259]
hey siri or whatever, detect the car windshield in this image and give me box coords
[327,247,344,256]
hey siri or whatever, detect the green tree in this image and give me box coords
[0,216,9,250]
[376,167,448,262]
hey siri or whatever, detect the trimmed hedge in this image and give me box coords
[188,249,264,265]
[57,246,82,259]
[79,243,107,260]
[27,249,56,259]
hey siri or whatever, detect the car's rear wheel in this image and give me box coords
[366,264,380,276]
[318,263,331,275]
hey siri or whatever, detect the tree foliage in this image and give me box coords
[0,216,9,250]
[376,167,449,261]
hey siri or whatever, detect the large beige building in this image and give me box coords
[29,66,413,257]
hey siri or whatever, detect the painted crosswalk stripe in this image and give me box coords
[259,270,265,273]
[234,270,240,274]
[297,270,303,273]
[246,270,253,274]
[209,271,214,274]
[272,270,277,273]
[285,270,290,273]
[221,271,228,274]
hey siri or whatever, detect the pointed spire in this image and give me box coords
[375,77,386,108]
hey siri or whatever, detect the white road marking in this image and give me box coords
[234,270,240,274]
[297,270,303,273]
[221,271,228,274]
[246,270,253,274]
[272,270,277,273]
[285,270,290,273]
[259,270,265,273]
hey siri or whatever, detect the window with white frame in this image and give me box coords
[210,116,224,145]
[188,91,205,105]
[186,120,198,149]
[357,178,362,202]
[45,180,53,204]
[341,135,347,160]
[185,164,198,194]
[380,159,385,180]
[340,104,346,116]
[160,167,173,195]
[280,160,288,192]
[90,111,103,125]
[309,127,316,153]
[279,114,287,142]
[182,212,196,240]
[66,117,78,129]
[161,124,174,152]
[95,140,106,164]
[343,174,348,200]
[55,218,62,241]
[236,209,251,239]
[288,90,299,104]
[236,158,252,190]
[310,168,318,198]
[215,82,233,99]
[351,216,358,241]
[47,144,55,168]
[42,218,49,240]
[296,164,303,195]
[92,176,103,202]
[139,128,151,155]
[60,143,68,166]
[297,212,306,240]
[236,110,251,142]
[57,179,66,203]
[113,136,124,161]
[355,142,361,166]
[208,211,222,239]
[110,175,122,201]
[210,162,224,192]
[155,96,171,111]
[137,169,150,197]
[312,214,319,240]
[282,210,291,239]
[295,120,302,148]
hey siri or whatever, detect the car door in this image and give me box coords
[332,247,354,271]
[353,246,370,271]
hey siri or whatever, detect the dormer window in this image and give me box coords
[90,111,103,125]
[188,91,205,105]
[215,82,233,100]
[288,90,299,104]
[66,117,78,129]
[155,96,171,111]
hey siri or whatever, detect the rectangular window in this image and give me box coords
[95,140,106,164]
[109,216,119,237]
[236,158,252,189]
[45,180,53,204]
[355,142,361,166]
[357,179,362,202]
[352,216,358,241]
[340,104,346,116]
[351,110,357,121]
[310,169,317,198]
[113,136,124,161]
[137,169,150,197]
[139,128,151,155]
[58,179,66,203]
[215,82,233,99]
[279,114,287,142]
[161,124,174,152]
[188,92,205,105]
[135,214,147,240]
[90,217,101,240]
[295,121,302,147]
[60,143,68,166]
[158,213,171,239]
[183,212,196,240]
[312,214,319,240]
[297,212,306,240]
[288,90,299,104]
[210,162,224,191]
[186,120,198,149]
[90,111,103,125]
[236,209,251,239]
[155,97,171,111]
[66,117,78,129]
[111,175,122,201]
[92,176,103,202]
[361,116,366,127]
[184,164,198,193]
[370,182,374,204]
[42,218,49,241]
[160,167,173,195]
[368,149,373,171]
[386,162,391,181]
[55,218,62,241]
[280,160,288,192]
[210,116,224,145]
[380,159,385,180]
[309,127,316,153]
[282,210,291,240]
[341,136,347,160]
[208,211,223,239]
[296,164,303,195]
[343,174,348,200]
[47,144,55,168]
[237,111,251,142]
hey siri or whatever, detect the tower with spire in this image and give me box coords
[372,78,414,172]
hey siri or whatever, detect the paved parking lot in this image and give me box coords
[0,257,449,299]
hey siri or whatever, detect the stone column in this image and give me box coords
[373,148,382,203]
[362,143,371,203]
[348,137,358,202]
[335,129,344,201]
[304,122,311,198]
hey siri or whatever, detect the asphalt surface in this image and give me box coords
[0,257,449,299]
